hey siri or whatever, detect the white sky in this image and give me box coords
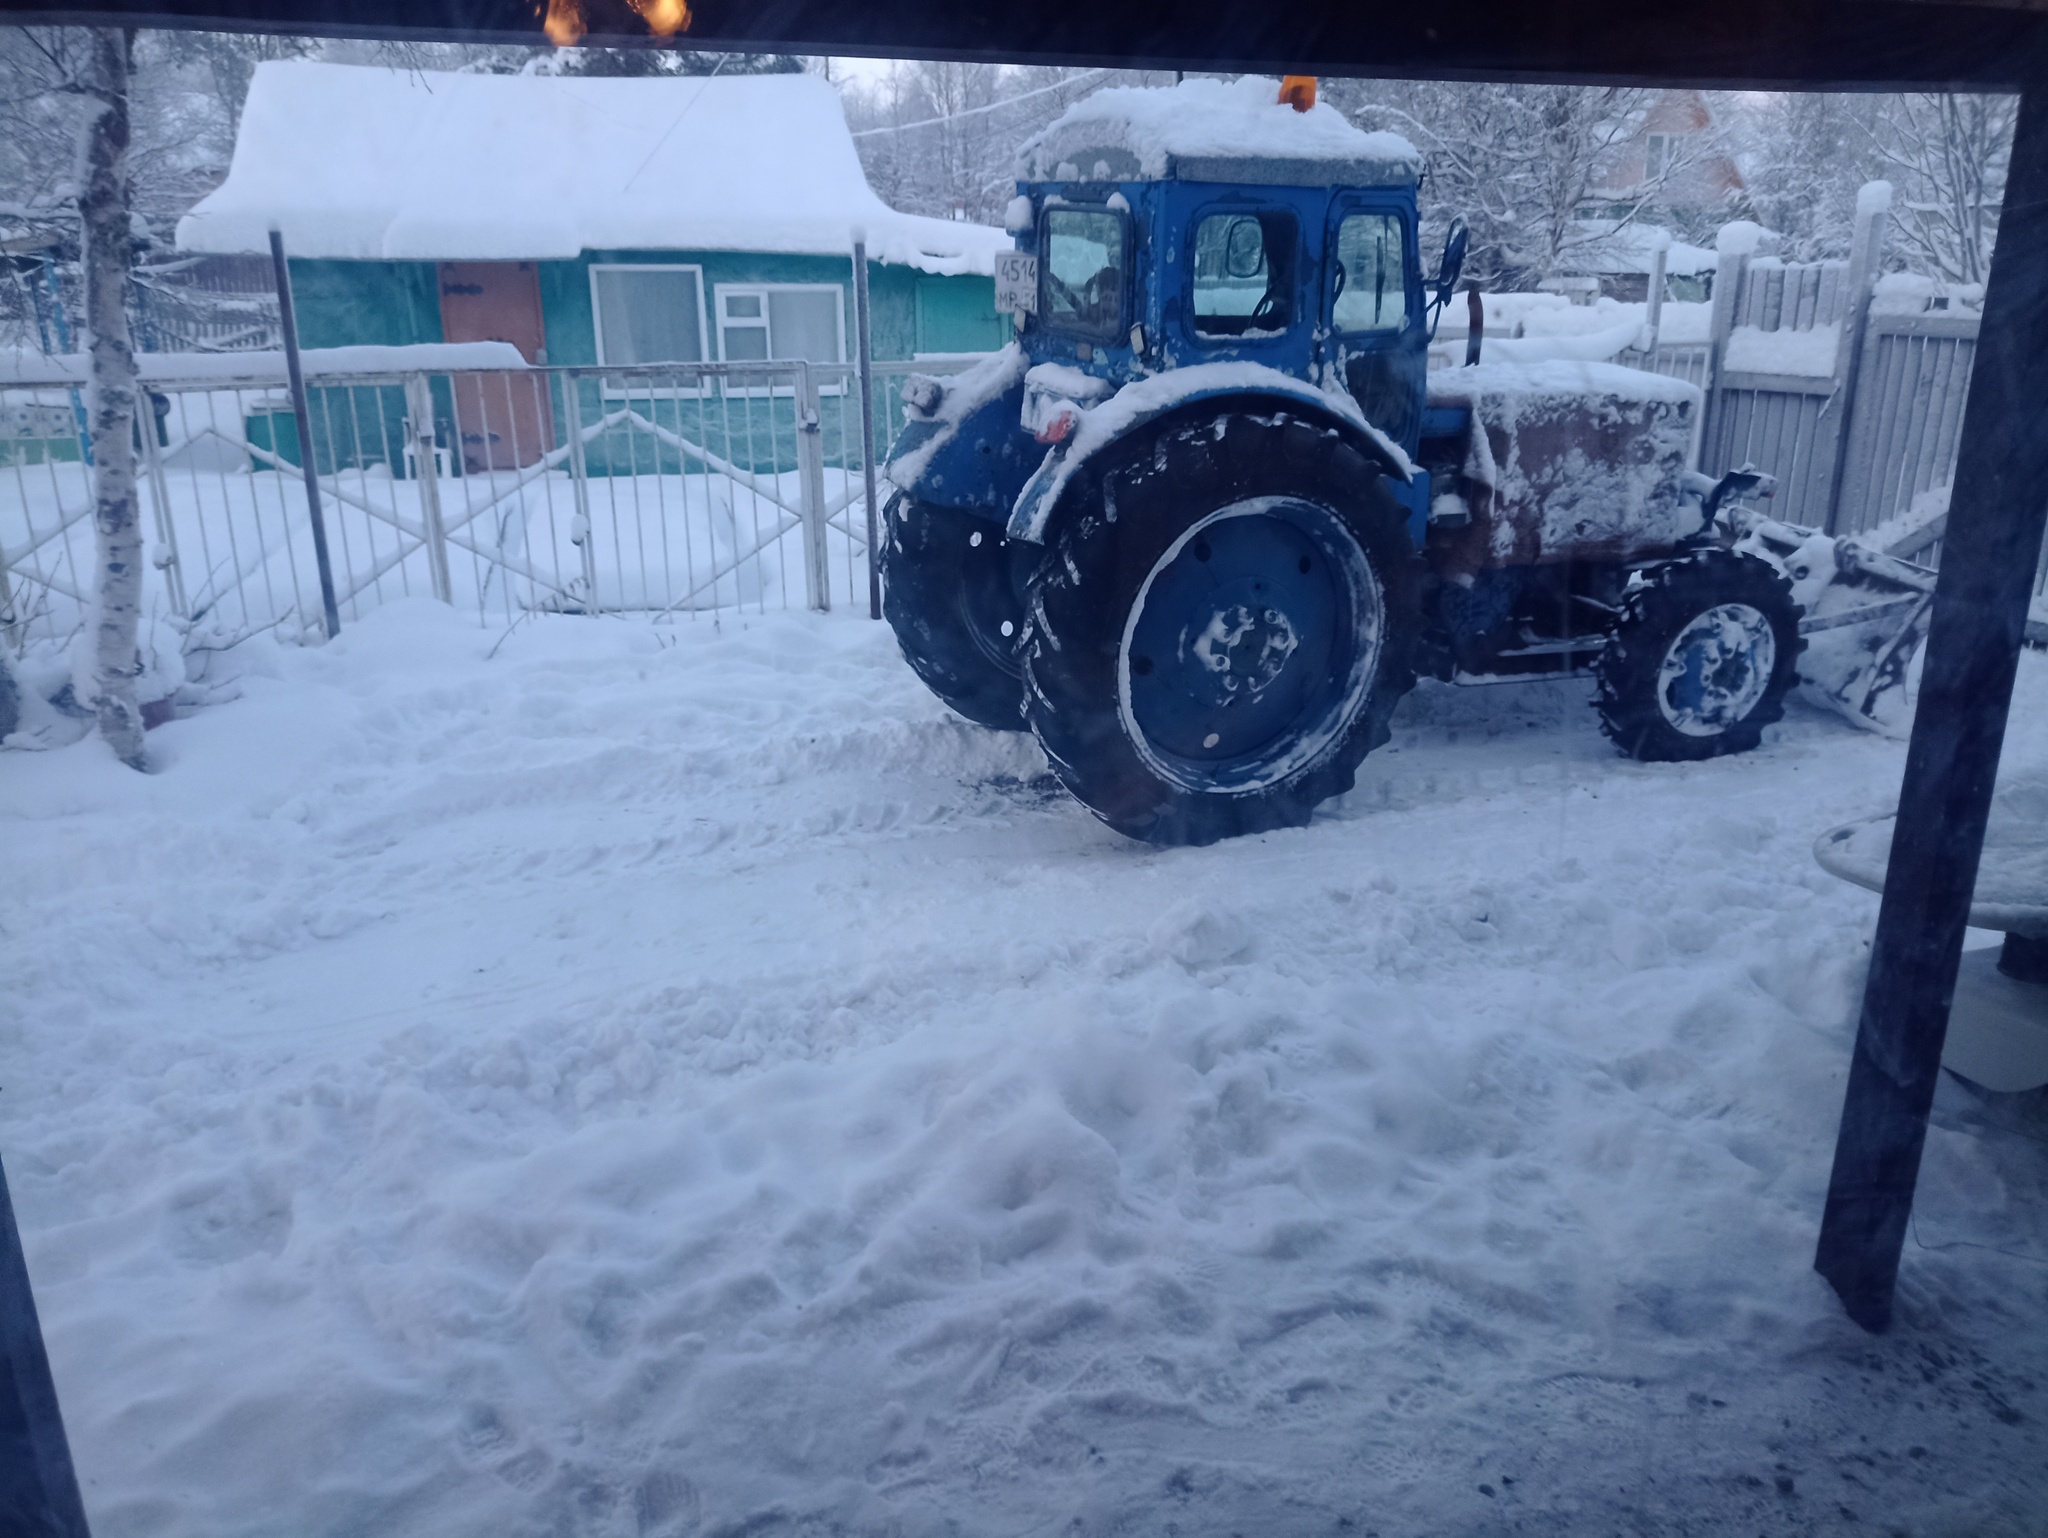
[821,57,901,89]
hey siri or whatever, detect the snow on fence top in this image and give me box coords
[1,342,528,387]
[1019,75,1420,186]
[175,62,1010,276]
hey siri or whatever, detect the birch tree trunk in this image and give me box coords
[79,26,145,769]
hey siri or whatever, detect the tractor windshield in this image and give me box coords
[1331,212,1410,334]
[1041,206,1128,340]
[1192,211,1298,338]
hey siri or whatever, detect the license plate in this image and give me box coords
[994,251,1037,315]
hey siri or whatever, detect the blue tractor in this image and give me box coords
[880,77,1806,846]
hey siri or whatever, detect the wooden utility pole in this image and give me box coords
[0,1153,91,1537]
[1816,85,2048,1332]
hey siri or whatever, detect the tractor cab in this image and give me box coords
[1018,173,1432,457]
[1011,115,1433,462]
[885,77,1442,540]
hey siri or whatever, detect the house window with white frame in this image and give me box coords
[1644,132,1672,183]
[715,284,846,371]
[589,264,708,373]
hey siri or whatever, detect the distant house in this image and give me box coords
[175,62,1009,471]
[1586,89,1746,227]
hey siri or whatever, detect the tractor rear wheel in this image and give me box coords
[1022,411,1418,846]
[1595,549,1803,762]
[880,495,1030,732]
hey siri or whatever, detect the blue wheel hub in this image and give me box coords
[1119,497,1383,792]
[1656,601,1776,737]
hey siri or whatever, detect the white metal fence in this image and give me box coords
[0,200,2010,674]
[1,356,975,659]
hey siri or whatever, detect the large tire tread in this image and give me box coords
[880,494,1030,732]
[1595,549,1804,763]
[1022,410,1418,846]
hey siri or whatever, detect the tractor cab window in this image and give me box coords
[1191,211,1298,337]
[1331,212,1411,334]
[1040,206,1128,340]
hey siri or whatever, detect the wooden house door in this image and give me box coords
[437,261,555,472]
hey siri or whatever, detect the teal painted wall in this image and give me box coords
[278,260,447,474]
[288,259,442,348]
[915,274,1006,354]
[275,253,1000,478]
[283,252,1000,363]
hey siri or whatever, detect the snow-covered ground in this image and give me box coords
[4,603,2047,1537]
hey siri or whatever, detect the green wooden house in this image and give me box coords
[176,61,1010,476]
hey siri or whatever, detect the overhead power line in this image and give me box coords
[850,69,1113,138]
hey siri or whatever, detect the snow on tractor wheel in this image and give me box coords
[1595,549,1804,763]
[880,494,1030,732]
[1022,411,1418,846]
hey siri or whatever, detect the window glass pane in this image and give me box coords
[1192,212,1296,337]
[1041,208,1125,337]
[1332,215,1409,334]
[768,289,842,363]
[723,323,769,362]
[594,268,702,364]
[726,294,762,318]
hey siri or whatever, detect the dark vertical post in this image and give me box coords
[268,228,340,640]
[1815,86,2048,1332]
[0,1154,92,1538]
[852,237,882,621]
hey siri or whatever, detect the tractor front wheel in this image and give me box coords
[1595,549,1803,762]
[880,495,1031,732]
[1022,412,1418,846]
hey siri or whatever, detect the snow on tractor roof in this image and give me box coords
[1019,75,1421,187]
[175,62,1009,276]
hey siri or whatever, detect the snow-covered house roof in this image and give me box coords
[175,62,1008,277]
[1019,76,1420,188]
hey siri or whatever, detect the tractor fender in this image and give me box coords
[883,344,1037,514]
[1005,364,1414,546]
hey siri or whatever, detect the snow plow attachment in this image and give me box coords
[1726,496,1938,735]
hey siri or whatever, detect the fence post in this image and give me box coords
[1821,182,1893,535]
[268,229,340,639]
[852,237,883,620]
[795,362,831,612]
[1697,229,1750,473]
[559,372,598,607]
[403,373,453,605]
[1642,232,1668,354]
[0,561,17,658]
[138,398,186,620]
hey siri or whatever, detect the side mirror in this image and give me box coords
[1434,219,1469,309]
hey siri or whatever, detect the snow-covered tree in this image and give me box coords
[1332,80,1680,289]
[1714,90,2013,281]
[76,27,147,767]
[843,63,1166,228]
[1732,91,1885,261]
[1864,92,2016,286]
